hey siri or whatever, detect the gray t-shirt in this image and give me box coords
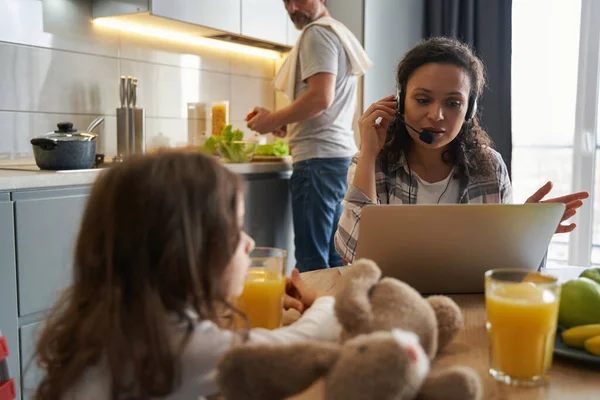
[287,25,358,163]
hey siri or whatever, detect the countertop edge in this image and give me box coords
[0,162,293,192]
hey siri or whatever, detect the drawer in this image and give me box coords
[19,321,42,400]
[15,194,88,316]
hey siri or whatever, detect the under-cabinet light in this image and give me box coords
[93,18,282,60]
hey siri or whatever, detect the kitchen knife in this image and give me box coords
[120,76,126,108]
[132,77,138,108]
[126,76,133,108]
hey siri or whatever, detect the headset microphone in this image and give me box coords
[396,114,435,145]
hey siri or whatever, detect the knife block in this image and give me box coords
[116,107,146,157]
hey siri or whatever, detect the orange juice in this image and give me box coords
[486,282,559,381]
[236,268,285,330]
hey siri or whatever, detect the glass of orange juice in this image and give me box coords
[485,269,561,386]
[235,247,287,330]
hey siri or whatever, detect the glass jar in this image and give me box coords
[211,101,230,136]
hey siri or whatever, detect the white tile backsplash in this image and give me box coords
[145,117,190,149]
[0,111,116,160]
[0,42,119,115]
[118,32,231,74]
[230,76,275,121]
[120,60,232,119]
[0,0,278,161]
[230,52,277,79]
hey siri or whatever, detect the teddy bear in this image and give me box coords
[216,259,482,400]
[335,258,464,358]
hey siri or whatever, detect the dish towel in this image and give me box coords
[273,16,373,101]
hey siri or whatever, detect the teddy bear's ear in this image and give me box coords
[335,258,382,338]
[217,342,340,400]
[417,366,482,400]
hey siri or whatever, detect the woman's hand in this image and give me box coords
[358,95,397,158]
[526,181,589,233]
[283,269,327,314]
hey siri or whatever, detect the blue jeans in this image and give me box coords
[290,157,351,272]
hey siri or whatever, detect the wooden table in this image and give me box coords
[288,267,600,400]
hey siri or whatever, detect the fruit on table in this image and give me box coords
[561,324,600,348]
[580,267,600,285]
[558,277,600,328]
[584,335,600,356]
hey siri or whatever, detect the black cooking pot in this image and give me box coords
[31,121,100,170]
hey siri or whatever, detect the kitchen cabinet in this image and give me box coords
[241,0,288,44]
[151,0,242,34]
[13,187,90,317]
[19,322,42,399]
[94,0,296,48]
[0,197,19,399]
[244,171,295,272]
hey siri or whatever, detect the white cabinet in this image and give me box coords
[14,188,89,317]
[95,0,297,47]
[151,0,242,34]
[241,0,288,44]
[0,198,19,398]
[20,322,42,399]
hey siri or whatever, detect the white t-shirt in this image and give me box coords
[413,167,461,204]
[288,25,358,163]
[62,297,340,400]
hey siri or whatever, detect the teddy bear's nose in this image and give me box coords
[357,345,369,353]
[406,344,419,363]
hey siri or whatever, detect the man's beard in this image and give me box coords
[291,12,313,29]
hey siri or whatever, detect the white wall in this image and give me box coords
[327,0,365,145]
[327,0,364,43]
[328,0,424,147]
[363,0,424,108]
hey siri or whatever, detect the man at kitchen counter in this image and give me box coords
[246,0,371,272]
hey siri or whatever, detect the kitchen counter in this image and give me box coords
[0,161,293,191]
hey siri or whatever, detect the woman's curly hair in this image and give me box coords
[382,36,496,180]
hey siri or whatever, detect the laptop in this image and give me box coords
[353,203,565,294]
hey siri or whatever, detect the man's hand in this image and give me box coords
[246,107,280,134]
[273,125,287,138]
[526,181,589,234]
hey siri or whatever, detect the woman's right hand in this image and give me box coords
[358,94,397,158]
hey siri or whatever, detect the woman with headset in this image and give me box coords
[334,36,589,264]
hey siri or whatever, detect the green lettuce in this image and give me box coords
[255,139,290,157]
[201,125,254,163]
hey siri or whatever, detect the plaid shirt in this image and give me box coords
[334,149,513,263]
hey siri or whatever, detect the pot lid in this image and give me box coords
[43,122,97,141]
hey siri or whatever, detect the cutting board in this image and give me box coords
[252,156,292,162]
